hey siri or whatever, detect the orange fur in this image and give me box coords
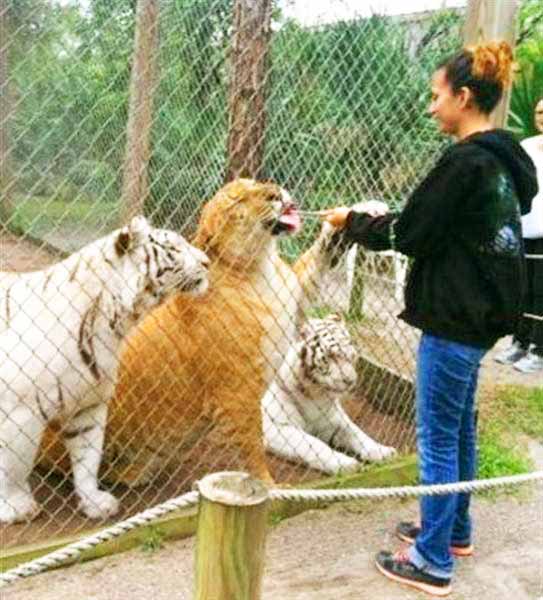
[41,179,339,485]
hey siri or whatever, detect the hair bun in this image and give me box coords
[469,41,513,88]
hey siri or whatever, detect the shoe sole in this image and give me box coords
[375,558,452,597]
[397,532,474,557]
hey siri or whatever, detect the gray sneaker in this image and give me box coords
[494,341,528,365]
[514,351,543,373]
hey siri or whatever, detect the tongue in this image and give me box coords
[279,209,302,232]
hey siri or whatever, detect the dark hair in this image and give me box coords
[439,41,514,114]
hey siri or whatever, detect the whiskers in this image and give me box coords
[252,207,329,229]
[298,209,330,218]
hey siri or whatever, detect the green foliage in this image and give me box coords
[306,305,335,319]
[517,0,543,48]
[489,386,543,442]
[10,195,118,241]
[268,512,287,526]
[265,14,453,206]
[478,385,543,481]
[478,428,532,480]
[509,0,543,138]
[140,525,165,554]
[7,3,459,242]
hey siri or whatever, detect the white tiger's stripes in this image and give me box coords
[4,286,10,325]
[56,377,65,412]
[35,392,49,422]
[262,315,396,474]
[0,216,209,524]
[78,294,103,382]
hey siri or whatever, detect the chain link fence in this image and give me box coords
[0,0,533,555]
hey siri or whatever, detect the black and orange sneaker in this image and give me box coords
[396,521,474,557]
[375,549,452,597]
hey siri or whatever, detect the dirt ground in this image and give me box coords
[2,441,542,600]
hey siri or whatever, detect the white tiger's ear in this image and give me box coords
[299,322,313,342]
[115,216,151,256]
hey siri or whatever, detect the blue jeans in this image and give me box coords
[407,333,487,578]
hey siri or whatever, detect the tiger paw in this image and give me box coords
[329,456,363,475]
[0,494,41,524]
[364,444,397,462]
[78,490,120,519]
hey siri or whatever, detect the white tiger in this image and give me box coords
[0,216,209,523]
[262,315,396,474]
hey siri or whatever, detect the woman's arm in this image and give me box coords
[327,147,481,258]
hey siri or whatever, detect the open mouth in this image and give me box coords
[272,204,302,236]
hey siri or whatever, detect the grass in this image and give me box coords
[140,526,165,554]
[478,385,543,481]
[9,194,118,240]
[478,428,533,480]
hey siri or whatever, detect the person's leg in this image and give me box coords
[495,238,533,362]
[408,334,486,578]
[395,366,480,557]
[529,238,543,355]
[451,366,481,549]
[514,239,543,372]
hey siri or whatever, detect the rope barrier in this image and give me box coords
[1,470,542,588]
[269,470,543,502]
[0,491,199,588]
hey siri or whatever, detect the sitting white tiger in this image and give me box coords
[0,216,209,524]
[262,315,396,474]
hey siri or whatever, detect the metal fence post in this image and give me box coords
[194,471,270,600]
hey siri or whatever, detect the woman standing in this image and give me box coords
[325,42,537,596]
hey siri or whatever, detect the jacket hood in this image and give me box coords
[466,129,538,215]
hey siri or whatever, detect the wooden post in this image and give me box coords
[225,0,273,182]
[194,471,269,600]
[120,0,159,224]
[463,0,520,127]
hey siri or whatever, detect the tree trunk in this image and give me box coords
[463,0,520,128]
[0,0,14,224]
[120,0,159,224]
[225,0,273,182]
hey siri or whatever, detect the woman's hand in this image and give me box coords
[322,200,389,229]
[323,206,351,228]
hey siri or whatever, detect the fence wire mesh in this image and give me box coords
[0,0,536,555]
